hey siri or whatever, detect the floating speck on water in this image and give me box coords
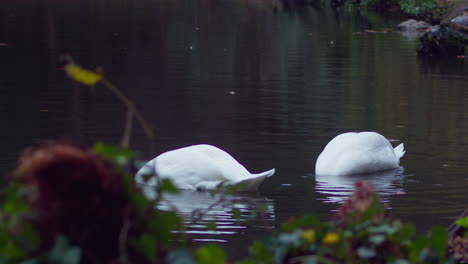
[228,91,236,95]
[281,183,292,187]
[189,45,193,50]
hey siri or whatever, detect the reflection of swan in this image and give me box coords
[315,167,405,203]
[136,144,275,191]
[140,186,275,242]
[315,132,405,176]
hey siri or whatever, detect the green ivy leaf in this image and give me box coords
[357,247,376,259]
[369,234,386,245]
[93,142,133,166]
[132,234,157,263]
[205,221,217,231]
[429,226,447,256]
[166,248,197,264]
[455,216,468,228]
[153,211,179,242]
[394,223,416,242]
[367,224,398,235]
[232,208,242,220]
[390,259,411,264]
[195,245,226,264]
[47,236,81,264]
[160,179,179,194]
[409,236,429,262]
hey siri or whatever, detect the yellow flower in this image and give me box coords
[301,229,316,243]
[322,233,339,244]
[63,56,103,86]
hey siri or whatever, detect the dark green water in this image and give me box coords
[1,0,467,259]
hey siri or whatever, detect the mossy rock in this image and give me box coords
[417,25,468,56]
[417,1,468,56]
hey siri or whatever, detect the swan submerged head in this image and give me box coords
[315,132,405,176]
[135,144,275,192]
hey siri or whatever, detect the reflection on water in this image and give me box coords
[139,185,275,243]
[315,167,405,204]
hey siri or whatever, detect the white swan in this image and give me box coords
[315,132,405,176]
[136,144,275,191]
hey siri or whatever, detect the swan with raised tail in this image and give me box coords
[315,132,405,176]
[136,144,275,191]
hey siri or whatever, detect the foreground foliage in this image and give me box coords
[242,181,466,264]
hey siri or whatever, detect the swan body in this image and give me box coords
[315,132,405,176]
[136,144,275,191]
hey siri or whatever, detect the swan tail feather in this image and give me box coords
[237,168,275,191]
[394,143,405,161]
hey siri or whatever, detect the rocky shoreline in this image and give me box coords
[397,2,468,57]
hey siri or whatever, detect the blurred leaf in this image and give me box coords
[390,259,411,264]
[19,259,39,264]
[152,211,179,243]
[249,240,272,263]
[166,248,197,264]
[63,56,103,86]
[232,208,242,220]
[394,223,416,242]
[48,236,81,264]
[132,234,157,263]
[357,247,376,259]
[93,142,132,161]
[419,248,440,264]
[223,184,243,195]
[21,223,40,251]
[455,216,468,228]
[2,183,30,215]
[195,245,226,264]
[322,233,340,245]
[129,189,152,212]
[368,223,398,235]
[0,239,26,259]
[277,231,302,247]
[409,236,429,262]
[160,179,179,194]
[369,234,386,245]
[280,215,319,232]
[142,173,153,183]
[205,221,217,231]
[301,229,316,243]
[429,226,447,256]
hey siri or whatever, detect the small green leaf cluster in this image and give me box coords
[399,0,451,20]
[241,198,457,264]
[0,183,40,263]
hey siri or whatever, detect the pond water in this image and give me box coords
[1,0,467,260]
